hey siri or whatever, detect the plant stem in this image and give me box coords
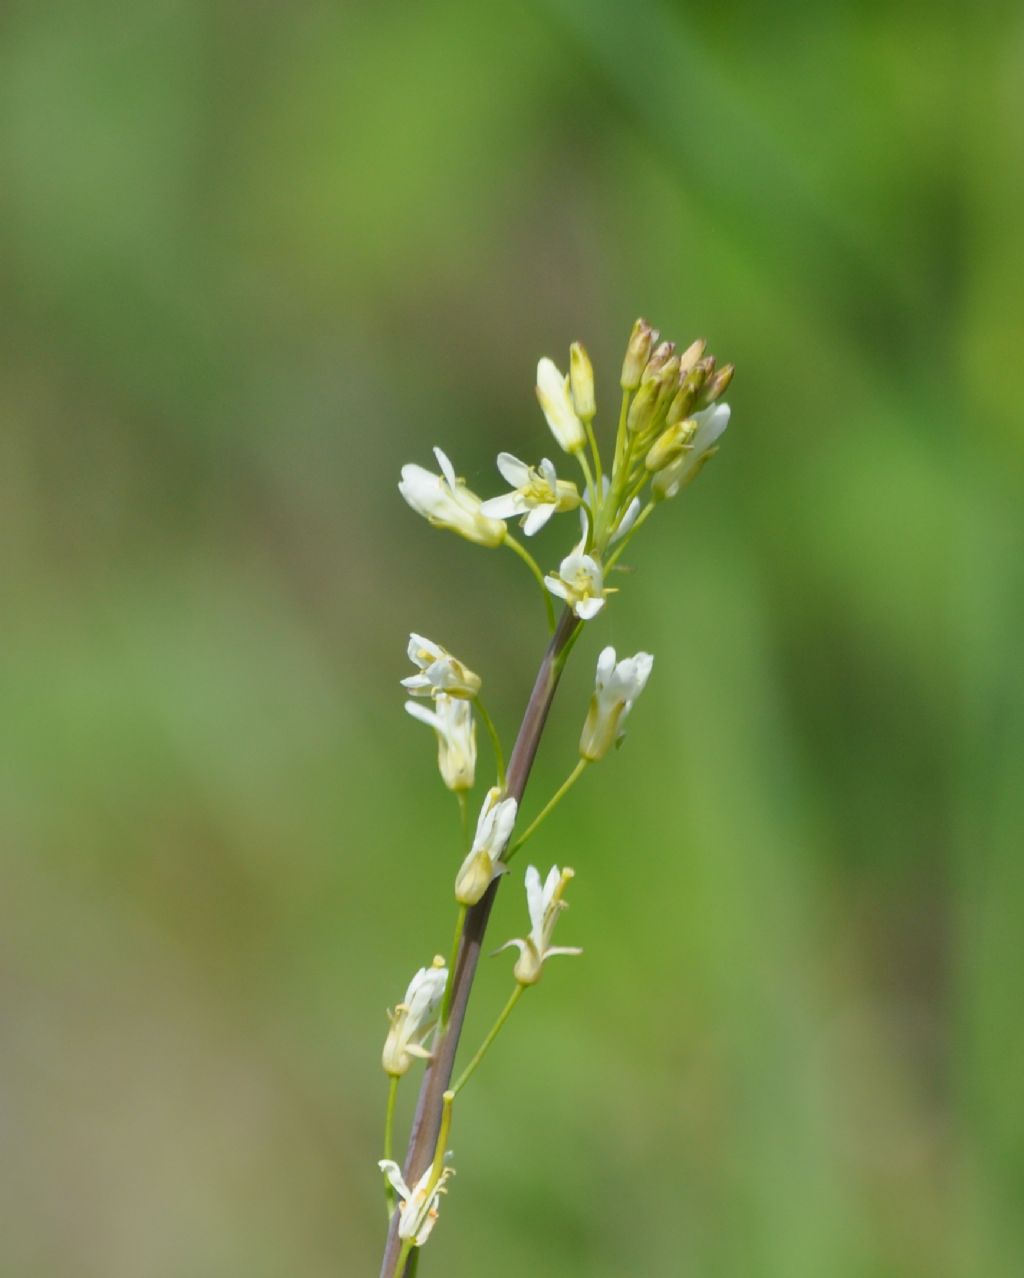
[505,534,556,632]
[504,758,588,862]
[584,419,603,493]
[378,606,581,1278]
[383,1075,399,1217]
[475,697,506,788]
[451,986,524,1096]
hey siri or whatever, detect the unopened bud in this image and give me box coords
[626,378,659,434]
[677,337,707,378]
[696,362,734,408]
[641,341,676,384]
[620,318,656,391]
[569,342,596,421]
[645,419,697,472]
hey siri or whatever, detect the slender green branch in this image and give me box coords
[505,534,556,632]
[475,697,506,788]
[441,906,467,1026]
[383,1075,399,1217]
[584,418,603,493]
[605,501,655,571]
[577,449,597,518]
[452,986,525,1096]
[505,758,589,862]
[430,1090,455,1180]
[394,1240,414,1278]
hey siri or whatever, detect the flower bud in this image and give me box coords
[696,362,734,408]
[620,318,656,390]
[536,358,586,454]
[569,342,596,421]
[645,419,697,472]
[677,337,706,378]
[626,378,659,434]
[641,341,676,384]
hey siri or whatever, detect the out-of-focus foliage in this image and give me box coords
[2,1,1021,1275]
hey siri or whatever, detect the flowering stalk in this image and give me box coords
[380,318,734,1276]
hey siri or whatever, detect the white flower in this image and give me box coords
[579,646,654,761]
[402,634,481,699]
[536,357,586,454]
[399,447,506,547]
[651,403,730,501]
[381,957,448,1077]
[480,453,581,536]
[544,525,609,620]
[454,786,518,905]
[378,1159,455,1246]
[498,865,582,986]
[406,694,477,791]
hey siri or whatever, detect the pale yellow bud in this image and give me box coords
[645,419,697,472]
[620,318,656,390]
[569,342,596,421]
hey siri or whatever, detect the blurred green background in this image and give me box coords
[2,1,1022,1275]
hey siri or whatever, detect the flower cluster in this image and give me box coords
[398,318,732,623]
[379,319,734,1258]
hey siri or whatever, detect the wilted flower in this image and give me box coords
[381,957,448,1077]
[536,357,586,454]
[480,453,581,536]
[402,634,481,699]
[405,694,476,791]
[498,865,582,986]
[652,403,730,501]
[399,447,506,547]
[579,646,654,761]
[455,787,518,905]
[377,1158,455,1246]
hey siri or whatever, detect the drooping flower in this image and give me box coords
[544,525,610,621]
[579,646,654,762]
[536,357,586,455]
[405,694,476,791]
[381,957,448,1077]
[480,453,581,536]
[497,865,582,986]
[399,447,506,547]
[377,1158,455,1246]
[651,403,730,501]
[454,786,518,905]
[402,634,481,700]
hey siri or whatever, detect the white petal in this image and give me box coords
[378,1160,411,1201]
[433,447,458,489]
[544,575,569,601]
[522,503,555,536]
[405,701,440,729]
[480,493,523,519]
[575,596,605,620]
[496,452,530,487]
[525,865,544,932]
[610,497,641,544]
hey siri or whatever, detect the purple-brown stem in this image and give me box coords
[378,606,580,1278]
